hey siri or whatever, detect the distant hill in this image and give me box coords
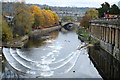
[27,4,96,13]
[2,2,96,15]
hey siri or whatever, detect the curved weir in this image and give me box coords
[2,31,102,78]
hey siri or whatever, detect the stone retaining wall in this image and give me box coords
[30,26,61,38]
[89,19,120,61]
[3,35,29,48]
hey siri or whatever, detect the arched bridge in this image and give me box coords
[61,22,80,26]
[61,22,80,30]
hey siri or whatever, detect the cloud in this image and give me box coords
[26,0,119,7]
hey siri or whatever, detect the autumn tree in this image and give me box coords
[13,2,34,36]
[80,9,98,28]
[86,9,98,19]
[80,15,90,29]
[46,10,55,26]
[2,17,13,41]
[30,5,46,27]
[30,5,59,28]
[52,12,59,24]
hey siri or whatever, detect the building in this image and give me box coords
[53,10,85,20]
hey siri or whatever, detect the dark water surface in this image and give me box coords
[2,31,102,78]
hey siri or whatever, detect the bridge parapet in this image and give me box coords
[62,22,80,26]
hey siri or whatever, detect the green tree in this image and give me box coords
[97,2,110,17]
[62,16,75,22]
[110,4,120,15]
[2,17,13,41]
[43,6,52,10]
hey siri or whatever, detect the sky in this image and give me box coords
[25,0,120,8]
[1,0,119,7]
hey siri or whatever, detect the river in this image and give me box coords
[1,30,102,79]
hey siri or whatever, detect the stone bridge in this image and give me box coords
[61,22,80,26]
[61,22,80,30]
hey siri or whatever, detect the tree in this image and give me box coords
[97,2,120,17]
[97,2,110,17]
[47,10,55,26]
[80,9,98,29]
[30,5,59,27]
[13,2,34,36]
[52,12,59,24]
[2,17,13,41]
[80,15,90,29]
[62,16,75,22]
[30,5,44,27]
[110,4,120,15]
[41,10,59,27]
[43,6,52,10]
[86,9,98,19]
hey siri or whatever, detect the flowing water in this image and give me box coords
[2,30,102,78]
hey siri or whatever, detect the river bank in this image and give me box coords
[30,25,61,38]
[2,25,61,48]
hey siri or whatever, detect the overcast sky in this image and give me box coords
[3,0,119,7]
[25,0,120,7]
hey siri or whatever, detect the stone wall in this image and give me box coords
[89,18,120,61]
[30,26,61,38]
[3,35,29,48]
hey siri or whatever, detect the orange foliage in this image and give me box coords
[30,5,59,28]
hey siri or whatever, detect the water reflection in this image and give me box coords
[24,31,59,48]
